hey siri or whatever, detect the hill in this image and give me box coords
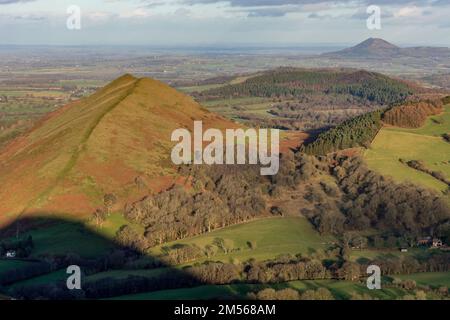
[193,67,414,131]
[198,67,413,105]
[325,38,450,59]
[0,74,237,226]
[327,38,400,58]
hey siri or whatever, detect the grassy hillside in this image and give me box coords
[0,74,238,226]
[364,104,450,193]
[149,217,335,264]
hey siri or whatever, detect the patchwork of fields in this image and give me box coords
[112,272,450,300]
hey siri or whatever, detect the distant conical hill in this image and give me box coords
[324,38,450,59]
[0,74,238,225]
[324,38,401,58]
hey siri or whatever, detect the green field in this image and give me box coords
[5,268,68,290]
[149,217,335,264]
[0,259,38,274]
[112,272,450,300]
[111,278,421,300]
[364,105,450,193]
[393,272,450,288]
[13,220,116,259]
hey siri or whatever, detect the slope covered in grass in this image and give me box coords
[0,74,237,226]
[149,217,335,264]
[364,105,450,193]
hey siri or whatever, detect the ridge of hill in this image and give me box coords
[198,67,415,105]
[0,74,238,226]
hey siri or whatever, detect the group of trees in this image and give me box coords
[248,287,334,300]
[117,149,450,253]
[266,94,378,130]
[443,133,450,143]
[301,111,383,155]
[302,155,450,238]
[330,78,412,105]
[383,99,443,128]
[442,96,450,105]
[401,159,450,187]
[91,193,118,227]
[121,165,267,249]
[198,69,412,106]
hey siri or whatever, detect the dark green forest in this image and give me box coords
[300,111,383,155]
[199,69,413,105]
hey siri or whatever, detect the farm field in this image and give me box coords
[111,274,450,300]
[8,220,116,259]
[149,217,336,264]
[393,272,450,288]
[364,104,450,194]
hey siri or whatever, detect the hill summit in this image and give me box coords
[325,38,400,58]
[325,38,450,59]
[0,74,237,225]
[351,38,399,52]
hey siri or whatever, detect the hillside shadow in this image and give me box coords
[297,128,328,150]
[0,214,242,300]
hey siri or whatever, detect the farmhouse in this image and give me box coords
[416,237,445,248]
[417,237,432,246]
[5,250,16,258]
[432,238,443,248]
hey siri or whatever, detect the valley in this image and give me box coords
[0,40,449,301]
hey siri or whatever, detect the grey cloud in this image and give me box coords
[0,0,35,4]
[247,8,288,17]
[308,12,331,19]
[183,0,449,7]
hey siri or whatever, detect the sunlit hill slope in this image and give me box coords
[0,74,237,225]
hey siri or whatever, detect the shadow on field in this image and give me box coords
[0,214,241,300]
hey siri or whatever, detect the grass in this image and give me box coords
[364,106,450,193]
[392,272,450,288]
[16,220,115,259]
[348,248,428,263]
[178,84,224,93]
[110,279,409,300]
[202,97,267,108]
[85,268,168,282]
[149,217,335,264]
[5,269,68,290]
[0,259,38,274]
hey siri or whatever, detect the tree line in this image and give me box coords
[300,111,383,155]
[383,99,443,128]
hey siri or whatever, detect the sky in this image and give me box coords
[0,0,449,46]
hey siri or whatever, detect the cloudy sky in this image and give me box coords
[1,0,449,46]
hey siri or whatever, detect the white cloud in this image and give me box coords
[395,6,423,18]
[119,8,153,18]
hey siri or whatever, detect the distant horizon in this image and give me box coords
[1,1,449,47]
[0,38,448,50]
